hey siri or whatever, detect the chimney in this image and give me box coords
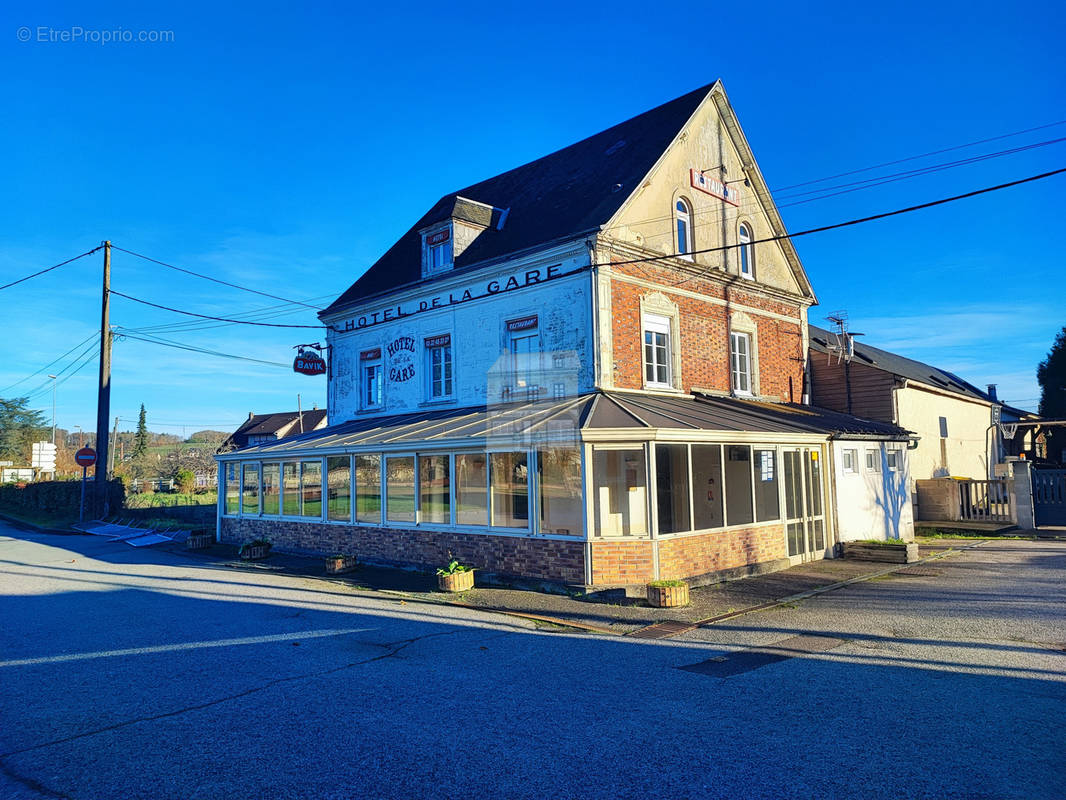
[986,384,998,402]
[248,411,254,420]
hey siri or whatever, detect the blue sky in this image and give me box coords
[1,0,1063,438]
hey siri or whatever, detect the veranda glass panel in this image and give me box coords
[455,453,488,526]
[490,451,528,528]
[224,463,239,515]
[301,461,322,518]
[355,455,382,524]
[419,454,450,524]
[241,463,259,516]
[691,444,724,530]
[724,445,754,526]
[593,448,648,537]
[538,447,582,535]
[327,456,351,521]
[386,456,416,523]
[655,444,691,534]
[261,463,280,515]
[282,462,300,516]
[754,449,780,521]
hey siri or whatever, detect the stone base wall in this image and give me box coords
[657,524,787,581]
[221,518,585,584]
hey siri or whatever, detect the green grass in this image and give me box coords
[648,579,687,588]
[0,505,78,529]
[126,492,218,509]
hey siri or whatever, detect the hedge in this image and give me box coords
[0,479,125,517]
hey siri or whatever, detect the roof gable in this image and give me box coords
[321,83,718,316]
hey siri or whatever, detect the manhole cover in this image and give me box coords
[894,567,941,577]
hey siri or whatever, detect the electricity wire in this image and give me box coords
[109,290,326,329]
[0,247,102,292]
[0,331,100,395]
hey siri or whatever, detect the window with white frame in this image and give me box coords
[675,199,692,259]
[643,314,672,387]
[730,331,753,395]
[738,223,754,279]
[424,227,452,275]
[361,348,383,409]
[841,449,858,474]
[425,334,453,400]
[507,316,540,399]
[865,448,881,473]
[886,448,900,472]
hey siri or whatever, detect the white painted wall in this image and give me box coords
[895,384,994,484]
[831,440,914,542]
[323,245,594,422]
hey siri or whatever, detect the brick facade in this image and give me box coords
[657,524,787,581]
[221,517,586,584]
[608,261,804,401]
[588,540,655,585]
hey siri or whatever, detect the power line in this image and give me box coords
[110,245,325,311]
[115,329,292,368]
[0,332,99,395]
[773,118,1066,192]
[109,289,326,329]
[0,247,102,292]
[123,292,338,336]
[603,167,1066,288]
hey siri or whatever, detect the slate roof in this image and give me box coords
[219,409,329,451]
[809,325,991,403]
[217,391,908,458]
[321,83,718,317]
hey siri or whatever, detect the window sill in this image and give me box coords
[419,397,456,408]
[355,407,385,415]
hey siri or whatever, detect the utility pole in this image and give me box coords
[49,374,58,445]
[94,241,112,514]
[108,415,119,476]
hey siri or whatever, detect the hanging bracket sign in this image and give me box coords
[293,344,327,376]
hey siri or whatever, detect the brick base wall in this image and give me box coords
[588,540,655,585]
[657,524,786,581]
[220,518,586,584]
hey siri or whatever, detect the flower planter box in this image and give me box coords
[185,533,214,551]
[647,582,690,608]
[239,544,271,561]
[842,541,919,564]
[325,555,359,575]
[438,570,475,592]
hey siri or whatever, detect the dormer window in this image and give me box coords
[424,226,453,276]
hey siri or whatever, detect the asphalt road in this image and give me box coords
[1,524,1063,799]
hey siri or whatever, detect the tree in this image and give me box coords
[174,468,195,494]
[0,397,49,464]
[134,404,148,458]
[1037,325,1066,462]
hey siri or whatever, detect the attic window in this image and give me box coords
[424,226,453,276]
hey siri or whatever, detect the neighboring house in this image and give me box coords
[218,409,328,452]
[217,81,913,587]
[809,325,1000,490]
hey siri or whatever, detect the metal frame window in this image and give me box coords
[730,331,752,395]
[841,448,858,474]
[361,350,383,409]
[643,313,672,388]
[866,449,881,473]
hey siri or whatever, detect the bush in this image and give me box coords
[174,469,195,494]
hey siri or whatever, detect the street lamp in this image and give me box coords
[48,374,57,445]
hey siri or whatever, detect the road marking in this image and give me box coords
[0,627,371,668]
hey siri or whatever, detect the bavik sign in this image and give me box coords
[294,349,327,376]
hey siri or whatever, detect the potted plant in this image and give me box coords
[239,538,272,561]
[185,530,214,550]
[841,538,919,564]
[646,579,690,608]
[436,559,474,592]
[325,553,359,574]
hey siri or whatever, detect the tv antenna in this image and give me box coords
[825,311,863,365]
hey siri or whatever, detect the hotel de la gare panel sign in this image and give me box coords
[333,260,577,332]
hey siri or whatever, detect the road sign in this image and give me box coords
[75,447,98,468]
[31,441,57,470]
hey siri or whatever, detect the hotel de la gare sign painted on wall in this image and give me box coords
[334,260,578,332]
